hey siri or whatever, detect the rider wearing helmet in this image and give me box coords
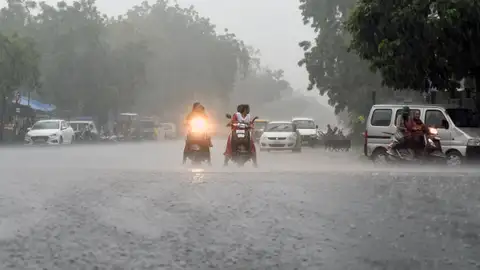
[183,102,211,164]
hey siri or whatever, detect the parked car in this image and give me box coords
[259,121,302,152]
[25,119,75,145]
[365,104,480,166]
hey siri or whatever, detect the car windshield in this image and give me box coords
[254,122,267,129]
[293,120,315,129]
[141,121,155,128]
[446,108,479,128]
[266,123,294,132]
[32,121,59,130]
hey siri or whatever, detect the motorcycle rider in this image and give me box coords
[411,110,429,152]
[387,106,415,156]
[183,102,212,164]
[224,104,257,167]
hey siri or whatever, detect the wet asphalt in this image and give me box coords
[0,139,479,269]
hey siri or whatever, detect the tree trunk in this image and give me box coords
[475,72,480,112]
[430,91,437,104]
[0,93,6,142]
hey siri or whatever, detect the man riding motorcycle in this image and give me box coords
[183,102,212,164]
[224,104,257,167]
[387,106,415,156]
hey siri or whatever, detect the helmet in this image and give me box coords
[402,106,410,114]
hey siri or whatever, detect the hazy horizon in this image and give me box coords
[1,0,332,108]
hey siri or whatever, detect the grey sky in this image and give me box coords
[3,0,331,105]
[46,0,317,89]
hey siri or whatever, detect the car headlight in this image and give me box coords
[467,138,480,146]
[288,135,296,140]
[50,133,59,137]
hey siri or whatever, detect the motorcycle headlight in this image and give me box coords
[467,138,480,146]
[190,118,207,133]
[428,127,438,135]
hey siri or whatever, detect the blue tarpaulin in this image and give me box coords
[13,96,56,112]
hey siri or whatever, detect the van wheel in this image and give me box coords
[371,148,388,164]
[446,150,462,166]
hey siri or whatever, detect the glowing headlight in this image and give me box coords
[428,127,438,135]
[190,117,207,133]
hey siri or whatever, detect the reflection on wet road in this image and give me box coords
[0,140,479,269]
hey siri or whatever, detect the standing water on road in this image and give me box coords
[0,141,479,269]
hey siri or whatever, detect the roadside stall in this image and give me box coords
[3,96,56,143]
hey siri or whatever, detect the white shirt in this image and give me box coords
[235,112,251,123]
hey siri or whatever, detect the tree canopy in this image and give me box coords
[346,0,480,94]
[0,32,39,96]
[0,0,290,123]
[0,31,40,140]
[298,0,387,119]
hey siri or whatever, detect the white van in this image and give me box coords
[292,117,318,146]
[365,104,480,166]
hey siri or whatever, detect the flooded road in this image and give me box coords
[0,140,479,269]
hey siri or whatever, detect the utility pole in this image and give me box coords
[0,91,7,142]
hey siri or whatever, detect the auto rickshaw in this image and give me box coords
[253,119,269,142]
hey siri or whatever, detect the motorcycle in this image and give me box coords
[185,116,211,165]
[385,126,446,164]
[226,113,258,167]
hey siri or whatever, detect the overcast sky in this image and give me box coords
[3,0,329,104]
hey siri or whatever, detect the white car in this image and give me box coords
[259,121,302,152]
[25,119,75,145]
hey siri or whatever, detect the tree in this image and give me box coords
[298,0,398,138]
[0,0,287,127]
[0,32,39,141]
[346,0,480,104]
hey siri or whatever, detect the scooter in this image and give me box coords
[226,114,258,167]
[385,127,446,164]
[185,117,211,165]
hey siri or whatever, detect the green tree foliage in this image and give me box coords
[0,31,39,140]
[346,0,480,96]
[0,0,287,123]
[298,0,387,118]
